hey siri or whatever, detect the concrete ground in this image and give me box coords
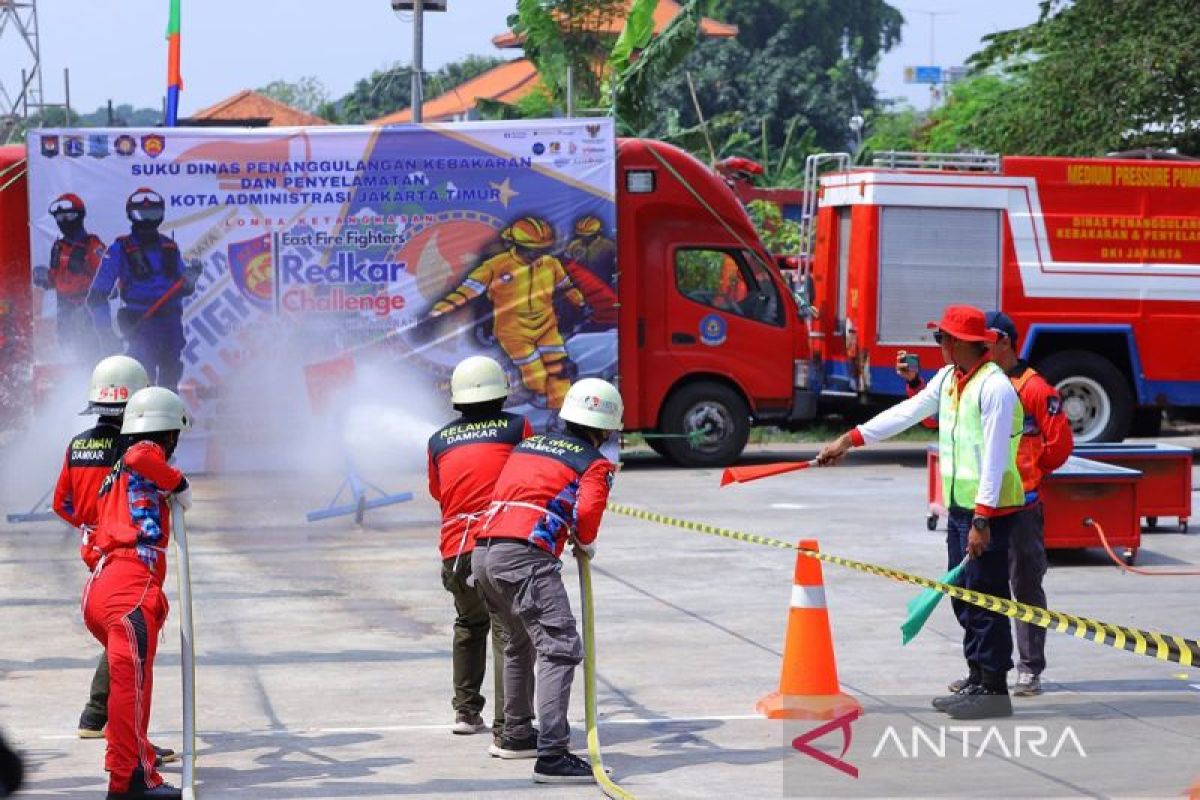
[2,440,1199,799]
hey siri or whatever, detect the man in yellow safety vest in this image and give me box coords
[818,304,1034,720]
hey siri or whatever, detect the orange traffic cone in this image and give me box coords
[757,539,860,720]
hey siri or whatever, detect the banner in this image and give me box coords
[27,121,618,470]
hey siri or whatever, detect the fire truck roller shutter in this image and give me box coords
[658,381,751,468]
[1036,350,1133,443]
[877,208,1001,344]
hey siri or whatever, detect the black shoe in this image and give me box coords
[945,688,1013,720]
[488,732,539,759]
[153,745,178,767]
[106,780,183,799]
[78,710,106,739]
[932,682,978,713]
[533,752,601,785]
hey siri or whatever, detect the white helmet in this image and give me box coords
[559,378,623,431]
[121,387,191,435]
[450,355,508,405]
[85,355,150,416]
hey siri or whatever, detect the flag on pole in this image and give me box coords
[165,0,182,127]
[900,557,969,645]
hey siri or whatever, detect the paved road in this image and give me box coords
[2,442,1198,798]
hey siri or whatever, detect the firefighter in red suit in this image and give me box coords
[82,387,191,800]
[472,377,621,784]
[898,311,1072,698]
[32,194,106,361]
[53,356,157,745]
[427,355,532,740]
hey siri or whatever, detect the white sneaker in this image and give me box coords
[1013,673,1043,697]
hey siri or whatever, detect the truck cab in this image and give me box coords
[616,138,816,466]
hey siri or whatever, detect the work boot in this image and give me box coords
[946,670,1013,720]
[488,732,539,759]
[532,752,608,784]
[1013,673,1043,697]
[452,710,488,735]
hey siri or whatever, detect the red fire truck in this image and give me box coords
[0,136,817,466]
[804,151,1200,442]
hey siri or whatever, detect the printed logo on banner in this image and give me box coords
[227,234,274,307]
[141,134,166,158]
[549,142,561,154]
[87,135,109,158]
[40,135,59,157]
[114,135,137,156]
[532,142,546,156]
[586,123,602,139]
[64,136,85,158]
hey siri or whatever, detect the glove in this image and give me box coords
[32,265,51,289]
[573,540,596,561]
[174,478,193,512]
[182,259,203,294]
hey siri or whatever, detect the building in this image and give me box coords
[182,90,329,128]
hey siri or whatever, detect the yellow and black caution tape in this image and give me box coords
[607,502,1200,667]
[576,550,637,800]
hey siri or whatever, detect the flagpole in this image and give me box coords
[165,0,182,126]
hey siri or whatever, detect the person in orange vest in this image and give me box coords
[33,194,107,361]
[82,387,192,800]
[429,217,589,410]
[896,311,1073,698]
[427,356,532,741]
[713,254,748,311]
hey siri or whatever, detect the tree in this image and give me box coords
[960,0,1200,155]
[258,76,330,115]
[508,0,628,109]
[643,0,902,162]
[333,55,504,123]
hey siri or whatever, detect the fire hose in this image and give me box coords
[171,501,197,799]
[1085,518,1200,576]
[575,549,637,800]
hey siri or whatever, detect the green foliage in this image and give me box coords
[645,1,903,159]
[746,199,803,254]
[959,0,1200,155]
[608,0,656,73]
[257,76,329,115]
[613,0,701,130]
[509,0,627,109]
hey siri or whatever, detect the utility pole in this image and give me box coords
[411,0,423,122]
[903,8,956,109]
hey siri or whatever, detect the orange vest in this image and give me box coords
[1012,369,1044,494]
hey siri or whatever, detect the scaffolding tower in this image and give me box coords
[0,0,45,142]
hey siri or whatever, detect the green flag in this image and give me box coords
[609,0,657,73]
[901,557,968,645]
[166,0,181,37]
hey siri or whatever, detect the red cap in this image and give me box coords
[927,305,998,343]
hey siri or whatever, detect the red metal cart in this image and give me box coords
[1073,443,1193,532]
[926,448,1143,564]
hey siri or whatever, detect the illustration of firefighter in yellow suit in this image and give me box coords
[429,217,588,409]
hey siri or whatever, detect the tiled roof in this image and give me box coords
[371,59,542,125]
[185,90,329,127]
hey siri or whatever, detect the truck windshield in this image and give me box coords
[674,248,783,326]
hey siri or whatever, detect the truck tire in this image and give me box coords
[1037,350,1132,443]
[659,382,750,468]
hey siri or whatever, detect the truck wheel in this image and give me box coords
[1037,351,1132,443]
[659,382,750,468]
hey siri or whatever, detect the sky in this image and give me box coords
[1,1,1043,119]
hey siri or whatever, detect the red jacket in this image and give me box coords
[91,440,185,586]
[479,432,616,557]
[427,412,531,560]
[49,234,105,298]
[905,360,1073,497]
[54,421,124,529]
[1009,364,1073,493]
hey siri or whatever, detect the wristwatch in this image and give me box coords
[971,516,989,532]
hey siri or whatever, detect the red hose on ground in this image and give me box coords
[1085,518,1200,576]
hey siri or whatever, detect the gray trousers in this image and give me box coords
[80,653,109,728]
[1009,503,1048,676]
[472,539,583,756]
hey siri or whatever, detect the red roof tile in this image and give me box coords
[186,90,329,127]
[371,59,542,125]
